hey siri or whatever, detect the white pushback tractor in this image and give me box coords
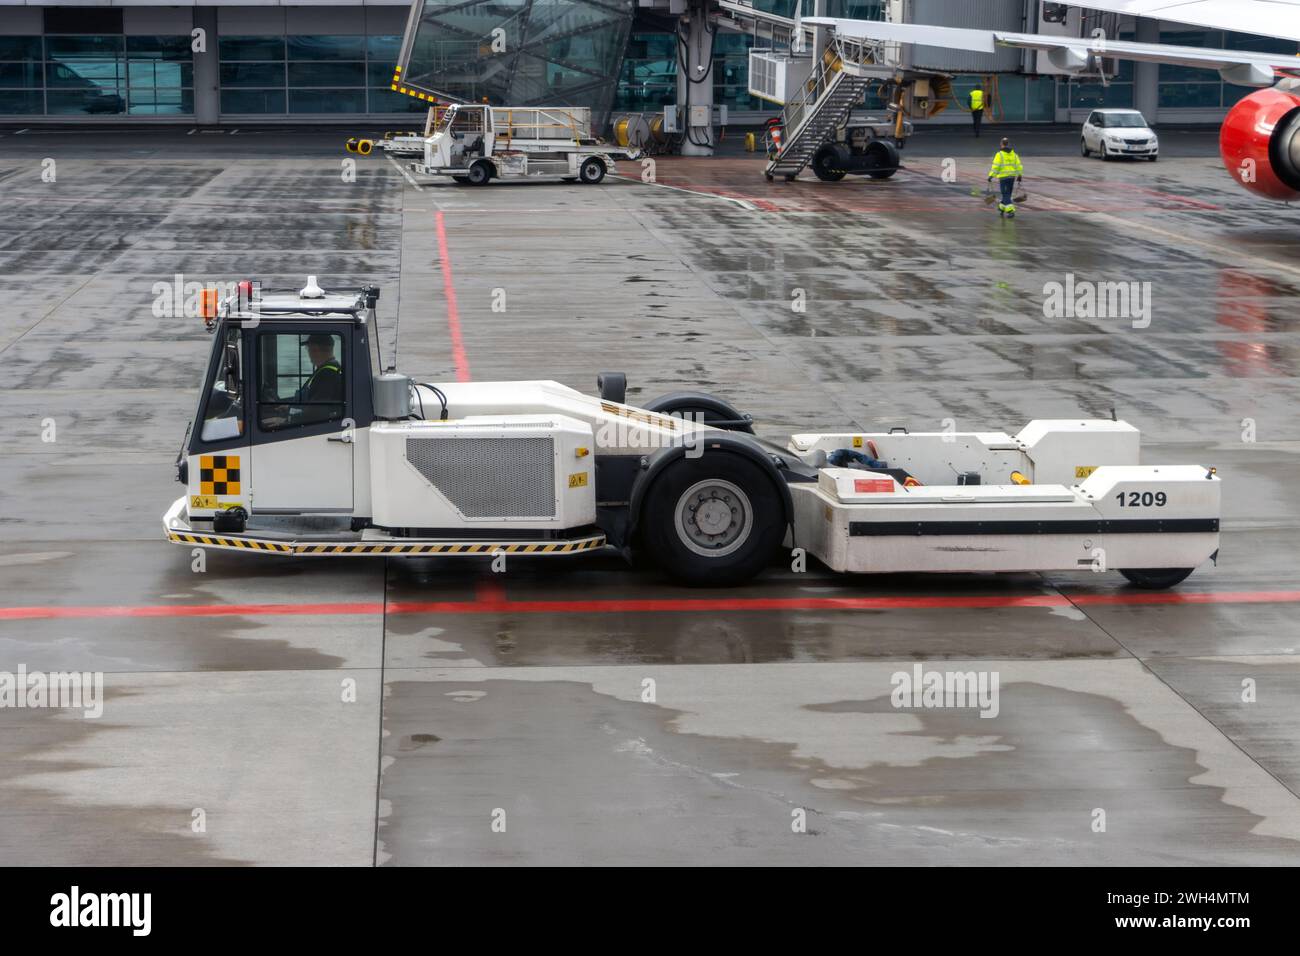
[166,281,1220,589]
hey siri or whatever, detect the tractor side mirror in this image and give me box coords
[223,344,241,394]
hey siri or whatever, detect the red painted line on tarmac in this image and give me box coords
[435,209,471,383]
[0,601,383,621]
[1069,589,1300,607]
[6,589,1300,621]
[387,594,1071,614]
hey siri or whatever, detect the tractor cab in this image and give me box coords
[177,279,378,532]
[426,104,489,169]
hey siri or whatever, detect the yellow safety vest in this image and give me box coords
[302,360,342,400]
[989,149,1023,179]
[969,89,984,110]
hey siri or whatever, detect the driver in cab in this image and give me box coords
[298,334,343,407]
[261,334,344,430]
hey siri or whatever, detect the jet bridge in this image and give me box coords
[386,0,947,166]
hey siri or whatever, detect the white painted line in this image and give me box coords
[386,153,424,191]
[610,174,758,211]
[15,129,28,135]
[1088,206,1300,282]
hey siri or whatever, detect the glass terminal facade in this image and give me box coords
[395,0,636,123]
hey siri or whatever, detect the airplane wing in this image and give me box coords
[805,17,1300,86]
[1062,2,1300,45]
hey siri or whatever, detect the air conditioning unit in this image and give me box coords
[748,50,815,106]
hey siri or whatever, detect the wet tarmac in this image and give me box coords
[1,128,1298,865]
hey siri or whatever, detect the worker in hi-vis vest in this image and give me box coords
[987,137,1024,218]
[969,84,985,137]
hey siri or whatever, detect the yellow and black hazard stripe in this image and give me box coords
[167,531,293,553]
[293,537,606,555]
[169,532,605,556]
[390,65,437,102]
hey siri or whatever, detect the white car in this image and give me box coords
[1080,109,1159,161]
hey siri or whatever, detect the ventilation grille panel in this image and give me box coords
[405,436,555,518]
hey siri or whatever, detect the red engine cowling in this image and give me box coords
[1220,86,1300,202]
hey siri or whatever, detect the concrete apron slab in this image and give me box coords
[377,659,1300,865]
[0,669,380,866]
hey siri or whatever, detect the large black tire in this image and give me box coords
[468,160,492,185]
[811,146,847,182]
[597,371,626,404]
[1080,137,1090,157]
[1119,567,1195,590]
[640,453,785,586]
[642,390,754,433]
[579,157,606,184]
[863,140,899,180]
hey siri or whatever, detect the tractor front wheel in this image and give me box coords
[640,454,784,587]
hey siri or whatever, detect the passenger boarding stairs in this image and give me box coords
[764,34,889,181]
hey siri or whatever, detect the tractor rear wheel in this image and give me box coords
[468,161,492,185]
[579,157,606,184]
[1119,567,1194,590]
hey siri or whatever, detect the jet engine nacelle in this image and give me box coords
[1220,86,1300,201]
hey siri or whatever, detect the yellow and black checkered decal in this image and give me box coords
[199,455,241,496]
[168,532,605,556]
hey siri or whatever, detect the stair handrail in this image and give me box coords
[774,30,887,161]
[775,46,840,155]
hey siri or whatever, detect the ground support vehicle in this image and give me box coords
[409,104,640,185]
[166,282,1220,589]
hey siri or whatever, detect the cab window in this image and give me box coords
[257,331,346,432]
[200,326,243,442]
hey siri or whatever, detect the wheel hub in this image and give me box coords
[675,479,753,558]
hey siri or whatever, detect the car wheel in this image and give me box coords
[1147,154,1158,162]
[1119,567,1194,590]
[1080,137,1090,157]
[640,454,785,586]
[579,157,606,184]
[467,161,492,185]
